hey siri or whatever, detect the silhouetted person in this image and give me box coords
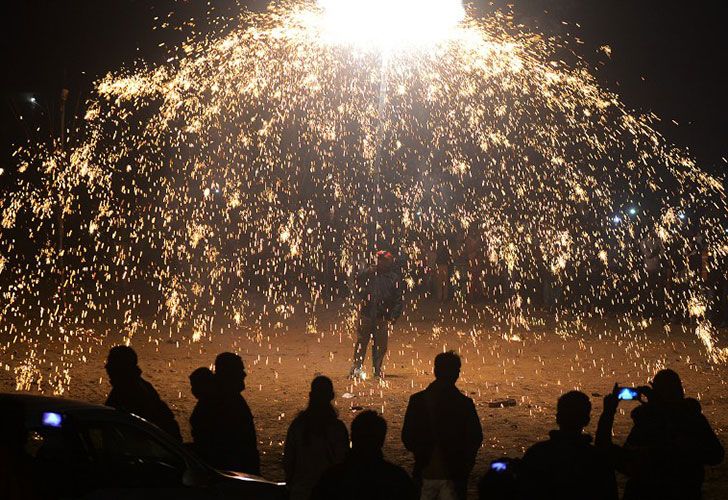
[520,391,616,500]
[434,242,451,302]
[402,351,483,500]
[312,410,416,500]
[350,250,404,379]
[596,369,724,500]
[189,366,218,464]
[209,352,261,475]
[0,400,36,500]
[640,226,666,318]
[104,345,182,441]
[284,376,349,500]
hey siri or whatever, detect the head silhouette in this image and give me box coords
[434,351,461,385]
[351,410,386,454]
[105,345,141,386]
[651,369,684,403]
[215,352,246,394]
[309,375,335,406]
[189,367,215,400]
[556,391,591,432]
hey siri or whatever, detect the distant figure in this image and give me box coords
[350,250,404,379]
[426,242,439,295]
[312,410,416,500]
[434,242,451,302]
[208,352,261,475]
[0,400,36,500]
[104,345,182,441]
[640,226,666,317]
[596,369,724,500]
[402,351,483,500]
[189,367,218,463]
[520,391,617,500]
[284,376,349,500]
[687,225,708,281]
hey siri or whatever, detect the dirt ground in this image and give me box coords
[2,299,727,499]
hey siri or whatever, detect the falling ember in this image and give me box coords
[1,0,727,394]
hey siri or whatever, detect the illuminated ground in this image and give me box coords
[1,300,726,498]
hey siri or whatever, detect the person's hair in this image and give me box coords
[651,368,684,402]
[434,351,461,383]
[189,367,215,400]
[215,352,245,392]
[351,410,386,451]
[107,345,138,369]
[299,376,338,442]
[105,345,141,381]
[556,391,591,431]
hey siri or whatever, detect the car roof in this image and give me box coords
[0,392,112,413]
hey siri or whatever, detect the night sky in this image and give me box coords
[1,0,727,177]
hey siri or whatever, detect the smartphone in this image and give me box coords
[617,387,639,401]
[490,461,508,472]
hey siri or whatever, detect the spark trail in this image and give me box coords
[1,0,727,392]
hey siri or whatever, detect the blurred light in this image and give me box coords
[316,0,465,49]
[678,211,686,221]
[628,207,637,216]
[491,461,508,472]
[29,97,37,104]
[612,215,622,225]
[42,411,63,428]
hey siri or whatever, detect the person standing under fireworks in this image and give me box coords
[349,250,404,380]
[434,242,451,303]
[640,226,666,318]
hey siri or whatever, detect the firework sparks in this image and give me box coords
[1,0,726,393]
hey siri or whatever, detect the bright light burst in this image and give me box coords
[1,0,727,392]
[315,0,465,49]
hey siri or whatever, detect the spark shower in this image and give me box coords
[2,0,727,392]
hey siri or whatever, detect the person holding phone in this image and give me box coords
[596,369,724,500]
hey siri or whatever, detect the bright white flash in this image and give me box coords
[316,0,465,49]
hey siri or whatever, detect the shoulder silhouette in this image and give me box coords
[597,369,724,500]
[402,351,483,500]
[188,366,218,463]
[521,390,616,500]
[312,410,416,500]
[198,352,261,475]
[104,345,182,441]
[284,376,349,500]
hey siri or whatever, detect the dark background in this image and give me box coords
[1,0,726,178]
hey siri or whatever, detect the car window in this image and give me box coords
[25,426,90,463]
[82,420,186,471]
[24,420,95,498]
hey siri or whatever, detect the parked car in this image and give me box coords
[1,393,286,499]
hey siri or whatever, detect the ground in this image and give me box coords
[1,299,727,499]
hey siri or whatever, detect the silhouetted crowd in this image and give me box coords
[91,347,724,500]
